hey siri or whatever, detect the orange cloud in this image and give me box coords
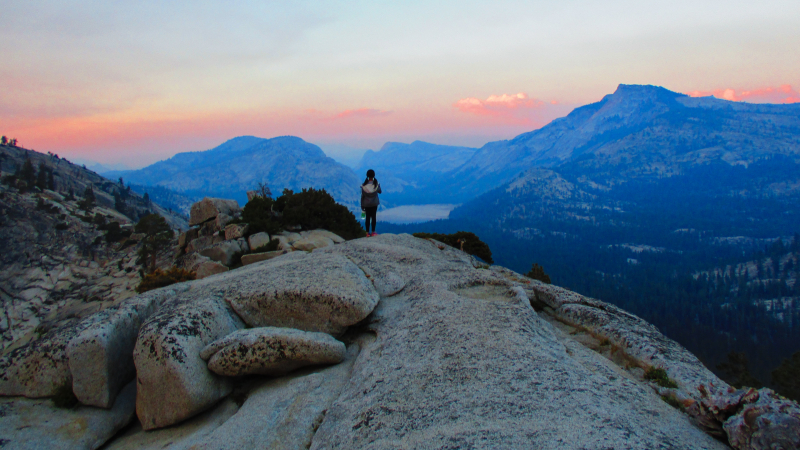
[687,85,800,104]
[333,108,393,119]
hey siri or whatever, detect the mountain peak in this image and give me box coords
[614,84,686,96]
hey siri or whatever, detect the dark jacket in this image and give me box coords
[360,180,381,208]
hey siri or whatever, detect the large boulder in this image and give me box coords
[272,235,293,251]
[307,229,345,244]
[133,295,245,430]
[725,390,800,450]
[224,223,249,240]
[67,306,144,408]
[199,327,346,376]
[683,384,800,449]
[186,235,214,254]
[199,240,245,266]
[292,234,334,252]
[247,232,272,251]
[178,228,199,248]
[0,382,137,450]
[214,213,233,230]
[0,323,84,398]
[66,285,187,408]
[224,252,379,335]
[0,284,184,402]
[195,260,229,279]
[189,198,240,226]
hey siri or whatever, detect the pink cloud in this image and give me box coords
[686,85,800,104]
[333,108,393,119]
[454,92,545,118]
[453,92,565,126]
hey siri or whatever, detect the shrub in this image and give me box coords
[280,188,366,240]
[412,231,493,263]
[525,263,551,284]
[105,222,130,243]
[660,394,684,411]
[136,267,196,293]
[242,188,365,240]
[241,196,281,236]
[644,367,678,388]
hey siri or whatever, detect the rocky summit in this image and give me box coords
[0,233,798,449]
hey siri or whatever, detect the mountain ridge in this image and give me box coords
[106,136,361,209]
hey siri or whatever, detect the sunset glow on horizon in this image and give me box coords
[2,0,799,168]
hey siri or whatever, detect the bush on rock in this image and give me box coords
[526,263,551,284]
[241,196,281,237]
[243,188,365,240]
[413,231,493,264]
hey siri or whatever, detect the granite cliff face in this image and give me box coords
[1,233,797,449]
[106,136,362,211]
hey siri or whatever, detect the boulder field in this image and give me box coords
[0,233,798,449]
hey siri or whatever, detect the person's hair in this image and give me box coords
[363,169,377,186]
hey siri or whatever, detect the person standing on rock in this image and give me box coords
[361,169,381,237]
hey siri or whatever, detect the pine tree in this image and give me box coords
[36,163,48,190]
[135,214,174,273]
[772,351,800,401]
[717,351,763,388]
[19,158,36,191]
[79,186,96,210]
[526,263,552,284]
[114,192,127,215]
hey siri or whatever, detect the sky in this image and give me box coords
[2,0,799,168]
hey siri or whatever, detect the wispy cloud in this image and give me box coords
[687,85,800,104]
[334,108,393,119]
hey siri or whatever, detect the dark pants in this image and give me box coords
[364,207,377,233]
